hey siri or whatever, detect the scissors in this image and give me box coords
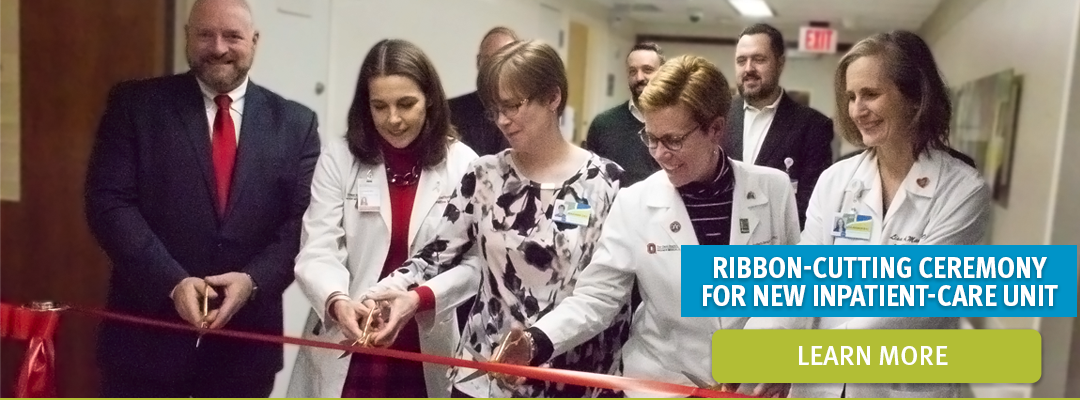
[682,370,715,389]
[196,282,209,347]
[337,300,387,359]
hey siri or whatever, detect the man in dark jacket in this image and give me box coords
[724,23,834,227]
[584,42,664,187]
[84,0,319,396]
[448,26,518,156]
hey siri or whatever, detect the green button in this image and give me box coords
[712,329,1040,383]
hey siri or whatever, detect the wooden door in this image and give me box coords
[1,0,169,396]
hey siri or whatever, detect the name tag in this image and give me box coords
[356,182,381,212]
[831,212,872,241]
[553,200,591,226]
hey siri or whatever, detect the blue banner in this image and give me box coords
[680,245,1077,317]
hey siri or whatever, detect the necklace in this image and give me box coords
[386,164,420,186]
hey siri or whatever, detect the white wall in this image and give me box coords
[922,0,1080,246]
[648,42,851,155]
[922,0,1080,397]
[325,0,634,142]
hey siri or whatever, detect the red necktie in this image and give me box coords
[212,94,237,216]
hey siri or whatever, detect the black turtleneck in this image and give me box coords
[676,153,736,245]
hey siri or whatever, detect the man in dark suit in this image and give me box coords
[585,42,663,187]
[724,23,833,227]
[448,26,518,156]
[84,0,319,396]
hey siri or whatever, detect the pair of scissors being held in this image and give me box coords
[337,299,391,359]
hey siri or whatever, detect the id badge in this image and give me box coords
[553,200,592,226]
[356,181,381,212]
[831,211,872,241]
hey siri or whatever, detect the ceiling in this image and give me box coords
[590,0,945,41]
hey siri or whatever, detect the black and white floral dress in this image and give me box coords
[386,150,633,398]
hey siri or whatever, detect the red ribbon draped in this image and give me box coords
[0,303,60,398]
[1,302,746,398]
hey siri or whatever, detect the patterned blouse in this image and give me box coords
[388,150,632,398]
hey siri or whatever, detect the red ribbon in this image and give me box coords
[0,303,60,398]
[2,302,746,398]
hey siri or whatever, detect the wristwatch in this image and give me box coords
[243,272,259,300]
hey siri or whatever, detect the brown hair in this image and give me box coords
[834,30,952,157]
[629,42,665,64]
[477,40,568,117]
[637,54,731,128]
[345,39,456,167]
[482,26,519,43]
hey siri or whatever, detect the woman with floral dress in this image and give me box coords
[362,40,632,398]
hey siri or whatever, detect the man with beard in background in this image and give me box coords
[584,42,664,187]
[724,23,833,227]
[85,0,319,396]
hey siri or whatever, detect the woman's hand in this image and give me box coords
[490,325,534,388]
[330,298,374,343]
[363,290,420,347]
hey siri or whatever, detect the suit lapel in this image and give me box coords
[225,83,270,219]
[725,98,746,161]
[173,73,217,210]
[754,94,795,165]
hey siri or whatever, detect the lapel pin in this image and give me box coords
[739,218,750,233]
[670,221,681,233]
[917,177,929,188]
[747,191,756,200]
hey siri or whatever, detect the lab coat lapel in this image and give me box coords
[730,164,767,245]
[645,178,699,247]
[409,163,442,249]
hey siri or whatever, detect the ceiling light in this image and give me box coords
[728,0,775,18]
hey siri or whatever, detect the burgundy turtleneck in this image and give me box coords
[341,137,426,398]
[377,136,421,279]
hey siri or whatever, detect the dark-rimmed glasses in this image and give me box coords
[638,125,699,151]
[485,98,529,122]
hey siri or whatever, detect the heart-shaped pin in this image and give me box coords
[917,177,929,188]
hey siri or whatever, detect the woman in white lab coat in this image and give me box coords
[796,31,990,398]
[286,39,479,398]
[486,55,806,398]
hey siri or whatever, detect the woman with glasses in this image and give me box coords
[486,55,805,398]
[358,40,631,398]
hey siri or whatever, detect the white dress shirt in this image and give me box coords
[196,77,248,142]
[628,100,644,123]
[741,89,783,162]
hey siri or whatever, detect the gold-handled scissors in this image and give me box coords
[337,301,385,359]
[196,282,208,347]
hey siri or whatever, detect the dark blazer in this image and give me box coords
[448,91,509,157]
[724,92,834,227]
[585,101,659,187]
[85,72,320,381]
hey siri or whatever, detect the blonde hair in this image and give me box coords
[637,54,731,128]
[477,40,568,117]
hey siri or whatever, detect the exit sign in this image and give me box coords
[799,26,838,54]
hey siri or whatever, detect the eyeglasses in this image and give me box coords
[638,125,699,151]
[485,98,529,122]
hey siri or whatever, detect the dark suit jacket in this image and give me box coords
[585,101,659,187]
[448,91,509,157]
[85,72,320,381]
[724,93,834,227]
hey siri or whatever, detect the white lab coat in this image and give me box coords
[532,161,809,398]
[286,137,480,398]
[794,148,990,398]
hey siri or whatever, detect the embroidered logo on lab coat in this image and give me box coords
[646,243,680,254]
